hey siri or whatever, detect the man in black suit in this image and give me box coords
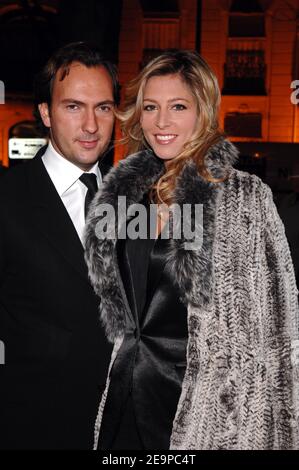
[0,42,119,449]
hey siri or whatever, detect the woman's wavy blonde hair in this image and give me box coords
[118,50,225,205]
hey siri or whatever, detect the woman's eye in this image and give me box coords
[172,104,187,111]
[143,104,156,111]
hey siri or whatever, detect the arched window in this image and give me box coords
[0,4,57,93]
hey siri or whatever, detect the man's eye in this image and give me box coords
[172,104,187,111]
[66,104,79,111]
[98,105,112,112]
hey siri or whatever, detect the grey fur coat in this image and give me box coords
[84,139,299,450]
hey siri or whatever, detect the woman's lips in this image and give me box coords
[154,134,177,145]
[77,140,99,149]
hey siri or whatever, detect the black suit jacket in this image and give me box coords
[0,148,112,449]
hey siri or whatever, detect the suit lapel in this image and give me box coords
[27,156,89,283]
[99,160,112,178]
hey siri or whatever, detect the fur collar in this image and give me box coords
[84,139,238,342]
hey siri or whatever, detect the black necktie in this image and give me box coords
[79,173,98,219]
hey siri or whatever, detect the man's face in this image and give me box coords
[39,62,115,171]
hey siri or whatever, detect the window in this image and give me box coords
[140,0,180,67]
[229,14,265,37]
[223,42,266,95]
[224,112,262,138]
[223,0,266,96]
[0,7,57,93]
[141,18,180,67]
[140,0,179,18]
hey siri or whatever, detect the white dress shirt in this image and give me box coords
[42,141,102,243]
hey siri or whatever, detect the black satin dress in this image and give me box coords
[98,203,188,450]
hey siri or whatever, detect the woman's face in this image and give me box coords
[140,73,198,162]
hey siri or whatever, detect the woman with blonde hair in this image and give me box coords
[84,50,299,450]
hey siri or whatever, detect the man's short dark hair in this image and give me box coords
[34,41,120,132]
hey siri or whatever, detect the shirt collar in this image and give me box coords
[42,141,102,196]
